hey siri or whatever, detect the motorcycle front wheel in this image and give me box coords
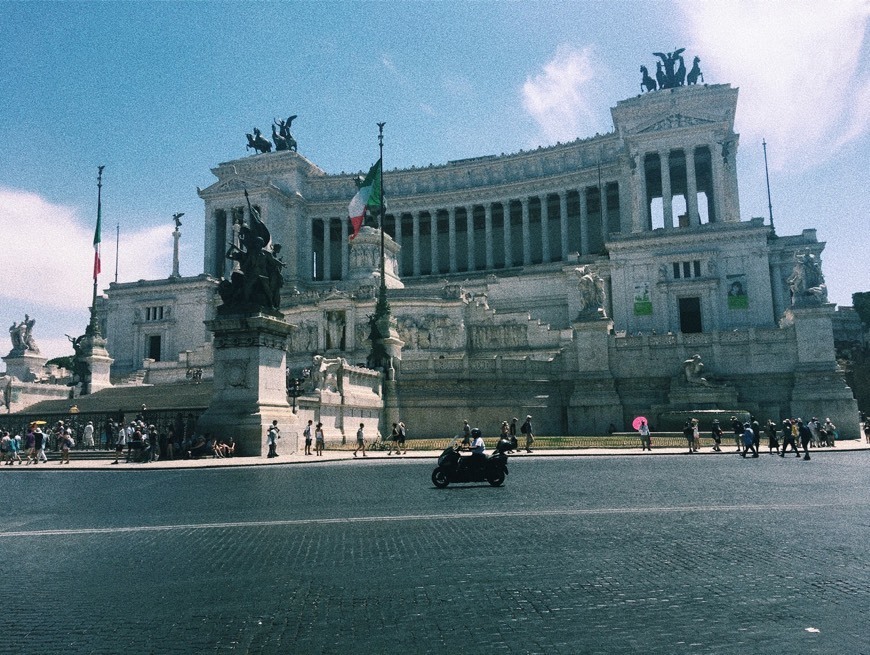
[432,467,450,488]
[487,471,506,487]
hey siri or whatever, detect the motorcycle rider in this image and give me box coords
[469,428,486,466]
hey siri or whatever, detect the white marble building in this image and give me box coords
[96,80,859,439]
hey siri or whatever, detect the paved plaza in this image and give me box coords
[1,451,868,654]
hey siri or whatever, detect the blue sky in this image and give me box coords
[1,0,868,361]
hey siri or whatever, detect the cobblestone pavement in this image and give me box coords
[1,452,868,654]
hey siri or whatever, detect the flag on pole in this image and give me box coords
[348,159,382,240]
[93,195,102,281]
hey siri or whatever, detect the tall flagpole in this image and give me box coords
[762,139,775,233]
[88,166,105,336]
[377,122,387,311]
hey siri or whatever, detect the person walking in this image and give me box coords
[353,422,367,458]
[638,420,651,451]
[397,422,407,455]
[740,422,758,458]
[766,420,780,455]
[266,420,281,458]
[710,419,723,452]
[303,420,313,456]
[6,432,22,465]
[780,419,800,457]
[461,420,471,446]
[691,418,701,452]
[798,419,812,460]
[521,415,534,453]
[314,422,325,456]
[731,416,743,452]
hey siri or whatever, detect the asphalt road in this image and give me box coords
[2,452,868,654]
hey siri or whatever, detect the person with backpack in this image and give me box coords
[521,415,534,453]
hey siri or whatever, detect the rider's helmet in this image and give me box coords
[470,428,482,439]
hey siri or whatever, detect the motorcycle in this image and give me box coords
[431,435,509,488]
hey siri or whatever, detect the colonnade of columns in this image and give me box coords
[311,184,622,282]
[633,144,724,232]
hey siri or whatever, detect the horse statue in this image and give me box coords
[687,56,704,85]
[675,55,686,86]
[273,115,298,152]
[245,127,272,154]
[271,124,290,151]
[640,65,657,93]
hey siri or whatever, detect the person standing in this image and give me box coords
[461,420,471,446]
[388,423,400,455]
[314,422,324,456]
[638,420,651,451]
[731,416,743,452]
[509,417,519,452]
[112,422,127,464]
[353,422,367,458]
[683,420,695,454]
[521,415,534,453]
[303,420,313,455]
[59,429,73,464]
[266,420,281,458]
[7,432,22,465]
[710,419,723,452]
[397,422,407,455]
[691,418,701,452]
[82,421,95,450]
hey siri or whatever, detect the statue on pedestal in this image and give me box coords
[574,266,606,318]
[7,314,39,355]
[788,250,828,306]
[682,354,713,387]
[217,191,284,314]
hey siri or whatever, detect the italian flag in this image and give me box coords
[348,159,382,240]
[93,196,102,281]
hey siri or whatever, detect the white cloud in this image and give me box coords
[681,0,870,171]
[0,188,172,311]
[522,44,608,143]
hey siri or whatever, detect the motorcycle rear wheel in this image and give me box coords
[431,467,450,488]
[487,471,506,487]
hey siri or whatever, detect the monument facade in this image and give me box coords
[92,59,858,439]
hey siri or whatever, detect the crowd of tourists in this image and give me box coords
[666,415,845,461]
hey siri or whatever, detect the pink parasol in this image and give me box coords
[632,416,648,431]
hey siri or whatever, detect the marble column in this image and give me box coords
[685,147,700,225]
[599,184,609,244]
[392,214,403,276]
[322,217,332,282]
[540,195,551,263]
[579,189,590,256]
[503,201,513,268]
[448,208,457,273]
[660,151,673,229]
[770,260,784,321]
[484,204,494,270]
[231,215,241,275]
[559,192,569,260]
[412,211,421,276]
[429,211,439,275]
[340,215,349,279]
[465,205,476,271]
[710,143,725,223]
[521,198,531,265]
[633,154,649,233]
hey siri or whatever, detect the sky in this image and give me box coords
[1,0,868,362]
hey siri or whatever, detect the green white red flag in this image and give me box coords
[348,159,382,240]
[93,192,102,280]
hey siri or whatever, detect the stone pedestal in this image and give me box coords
[197,313,300,456]
[2,352,47,383]
[568,316,623,434]
[348,227,404,290]
[782,304,859,438]
[79,333,113,393]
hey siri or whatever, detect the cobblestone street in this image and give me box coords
[1,452,868,654]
